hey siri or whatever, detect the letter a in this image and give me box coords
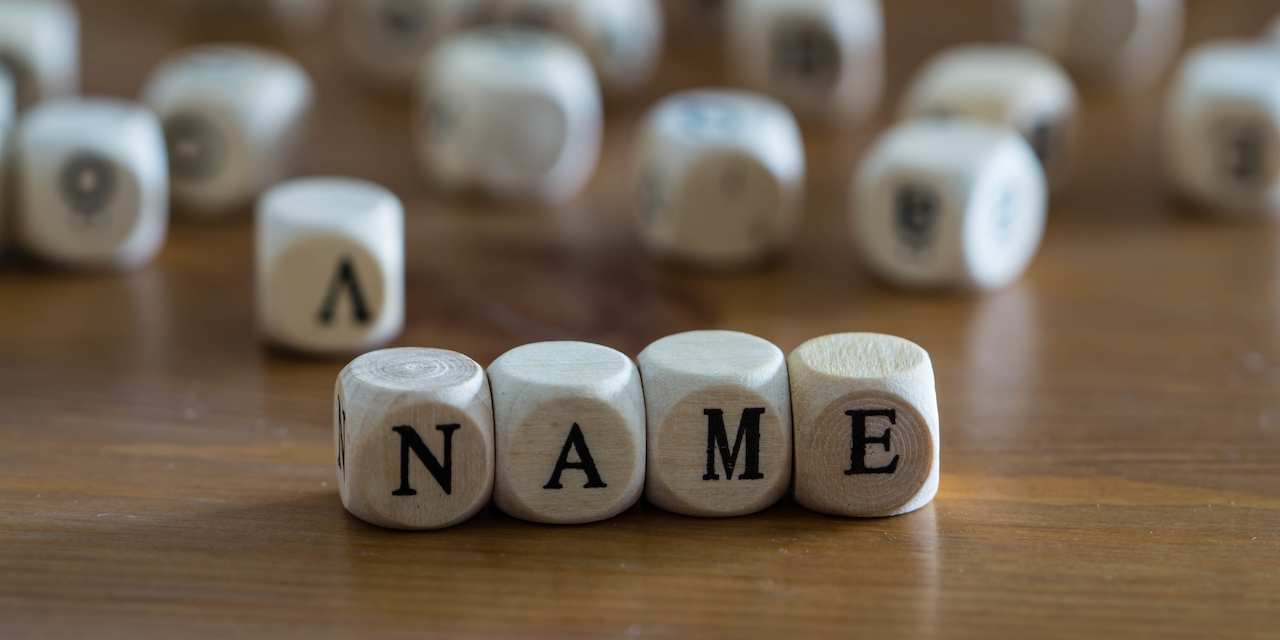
[544,423,607,489]
[318,257,372,325]
[391,424,461,496]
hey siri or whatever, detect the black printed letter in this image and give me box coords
[318,257,372,325]
[703,408,766,481]
[845,409,899,475]
[544,423,607,489]
[391,424,461,496]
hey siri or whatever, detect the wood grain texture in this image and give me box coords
[2,0,1280,637]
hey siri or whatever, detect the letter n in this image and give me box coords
[391,424,461,496]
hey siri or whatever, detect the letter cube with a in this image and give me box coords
[489,341,645,524]
[899,44,1078,190]
[15,98,168,271]
[1164,41,1280,219]
[141,45,313,218]
[256,177,404,355]
[492,0,664,95]
[850,119,1047,292]
[336,347,495,530]
[414,28,602,207]
[630,89,805,268]
[638,330,792,517]
[1007,0,1183,93]
[0,0,77,109]
[340,0,488,89]
[727,0,883,122]
[789,332,939,518]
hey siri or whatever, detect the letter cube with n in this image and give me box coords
[488,341,646,524]
[789,333,939,517]
[142,45,313,218]
[899,44,1078,190]
[1164,41,1280,218]
[850,119,1047,292]
[336,347,495,530]
[256,177,404,355]
[638,331,792,517]
[0,0,78,109]
[15,98,168,271]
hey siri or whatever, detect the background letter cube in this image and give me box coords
[1007,0,1183,93]
[850,120,1047,292]
[638,330,792,517]
[489,341,645,524]
[15,98,168,271]
[256,177,404,355]
[1164,41,1280,219]
[492,0,664,95]
[336,347,495,530]
[727,0,883,122]
[789,332,939,518]
[340,0,488,90]
[631,89,805,268]
[0,0,78,109]
[415,28,603,207]
[142,45,313,218]
[899,44,1078,190]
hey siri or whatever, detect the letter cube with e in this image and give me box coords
[630,90,805,268]
[256,177,404,355]
[340,0,488,89]
[492,0,664,95]
[0,0,77,109]
[489,341,646,524]
[414,28,602,207]
[727,0,883,122]
[899,44,1078,190]
[1007,0,1183,92]
[637,331,792,517]
[788,333,939,518]
[15,98,168,271]
[336,348,495,530]
[850,120,1047,292]
[141,45,313,218]
[1164,41,1280,219]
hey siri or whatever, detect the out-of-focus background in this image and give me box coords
[2,0,1280,637]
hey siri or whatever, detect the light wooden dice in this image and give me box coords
[492,0,664,95]
[336,347,495,530]
[727,0,883,122]
[15,98,168,271]
[630,89,805,268]
[340,0,488,90]
[414,28,603,207]
[141,45,313,218]
[900,44,1078,191]
[489,341,646,524]
[0,0,77,109]
[638,330,792,517]
[789,332,939,518]
[850,119,1047,292]
[255,177,404,355]
[1164,41,1280,219]
[1006,0,1183,93]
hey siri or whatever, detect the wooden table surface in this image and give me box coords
[3,1,1280,637]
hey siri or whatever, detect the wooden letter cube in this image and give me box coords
[414,28,603,207]
[850,119,1047,292]
[141,45,313,218]
[789,332,939,517]
[492,0,665,95]
[1007,0,1183,92]
[631,89,805,268]
[0,0,78,109]
[15,98,168,271]
[489,341,646,524]
[340,0,488,90]
[336,347,495,530]
[256,177,404,355]
[727,0,883,122]
[638,330,792,517]
[1164,41,1280,219]
[900,44,1078,190]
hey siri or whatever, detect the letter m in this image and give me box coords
[703,408,766,481]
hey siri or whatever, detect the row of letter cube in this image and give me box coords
[334,331,940,529]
